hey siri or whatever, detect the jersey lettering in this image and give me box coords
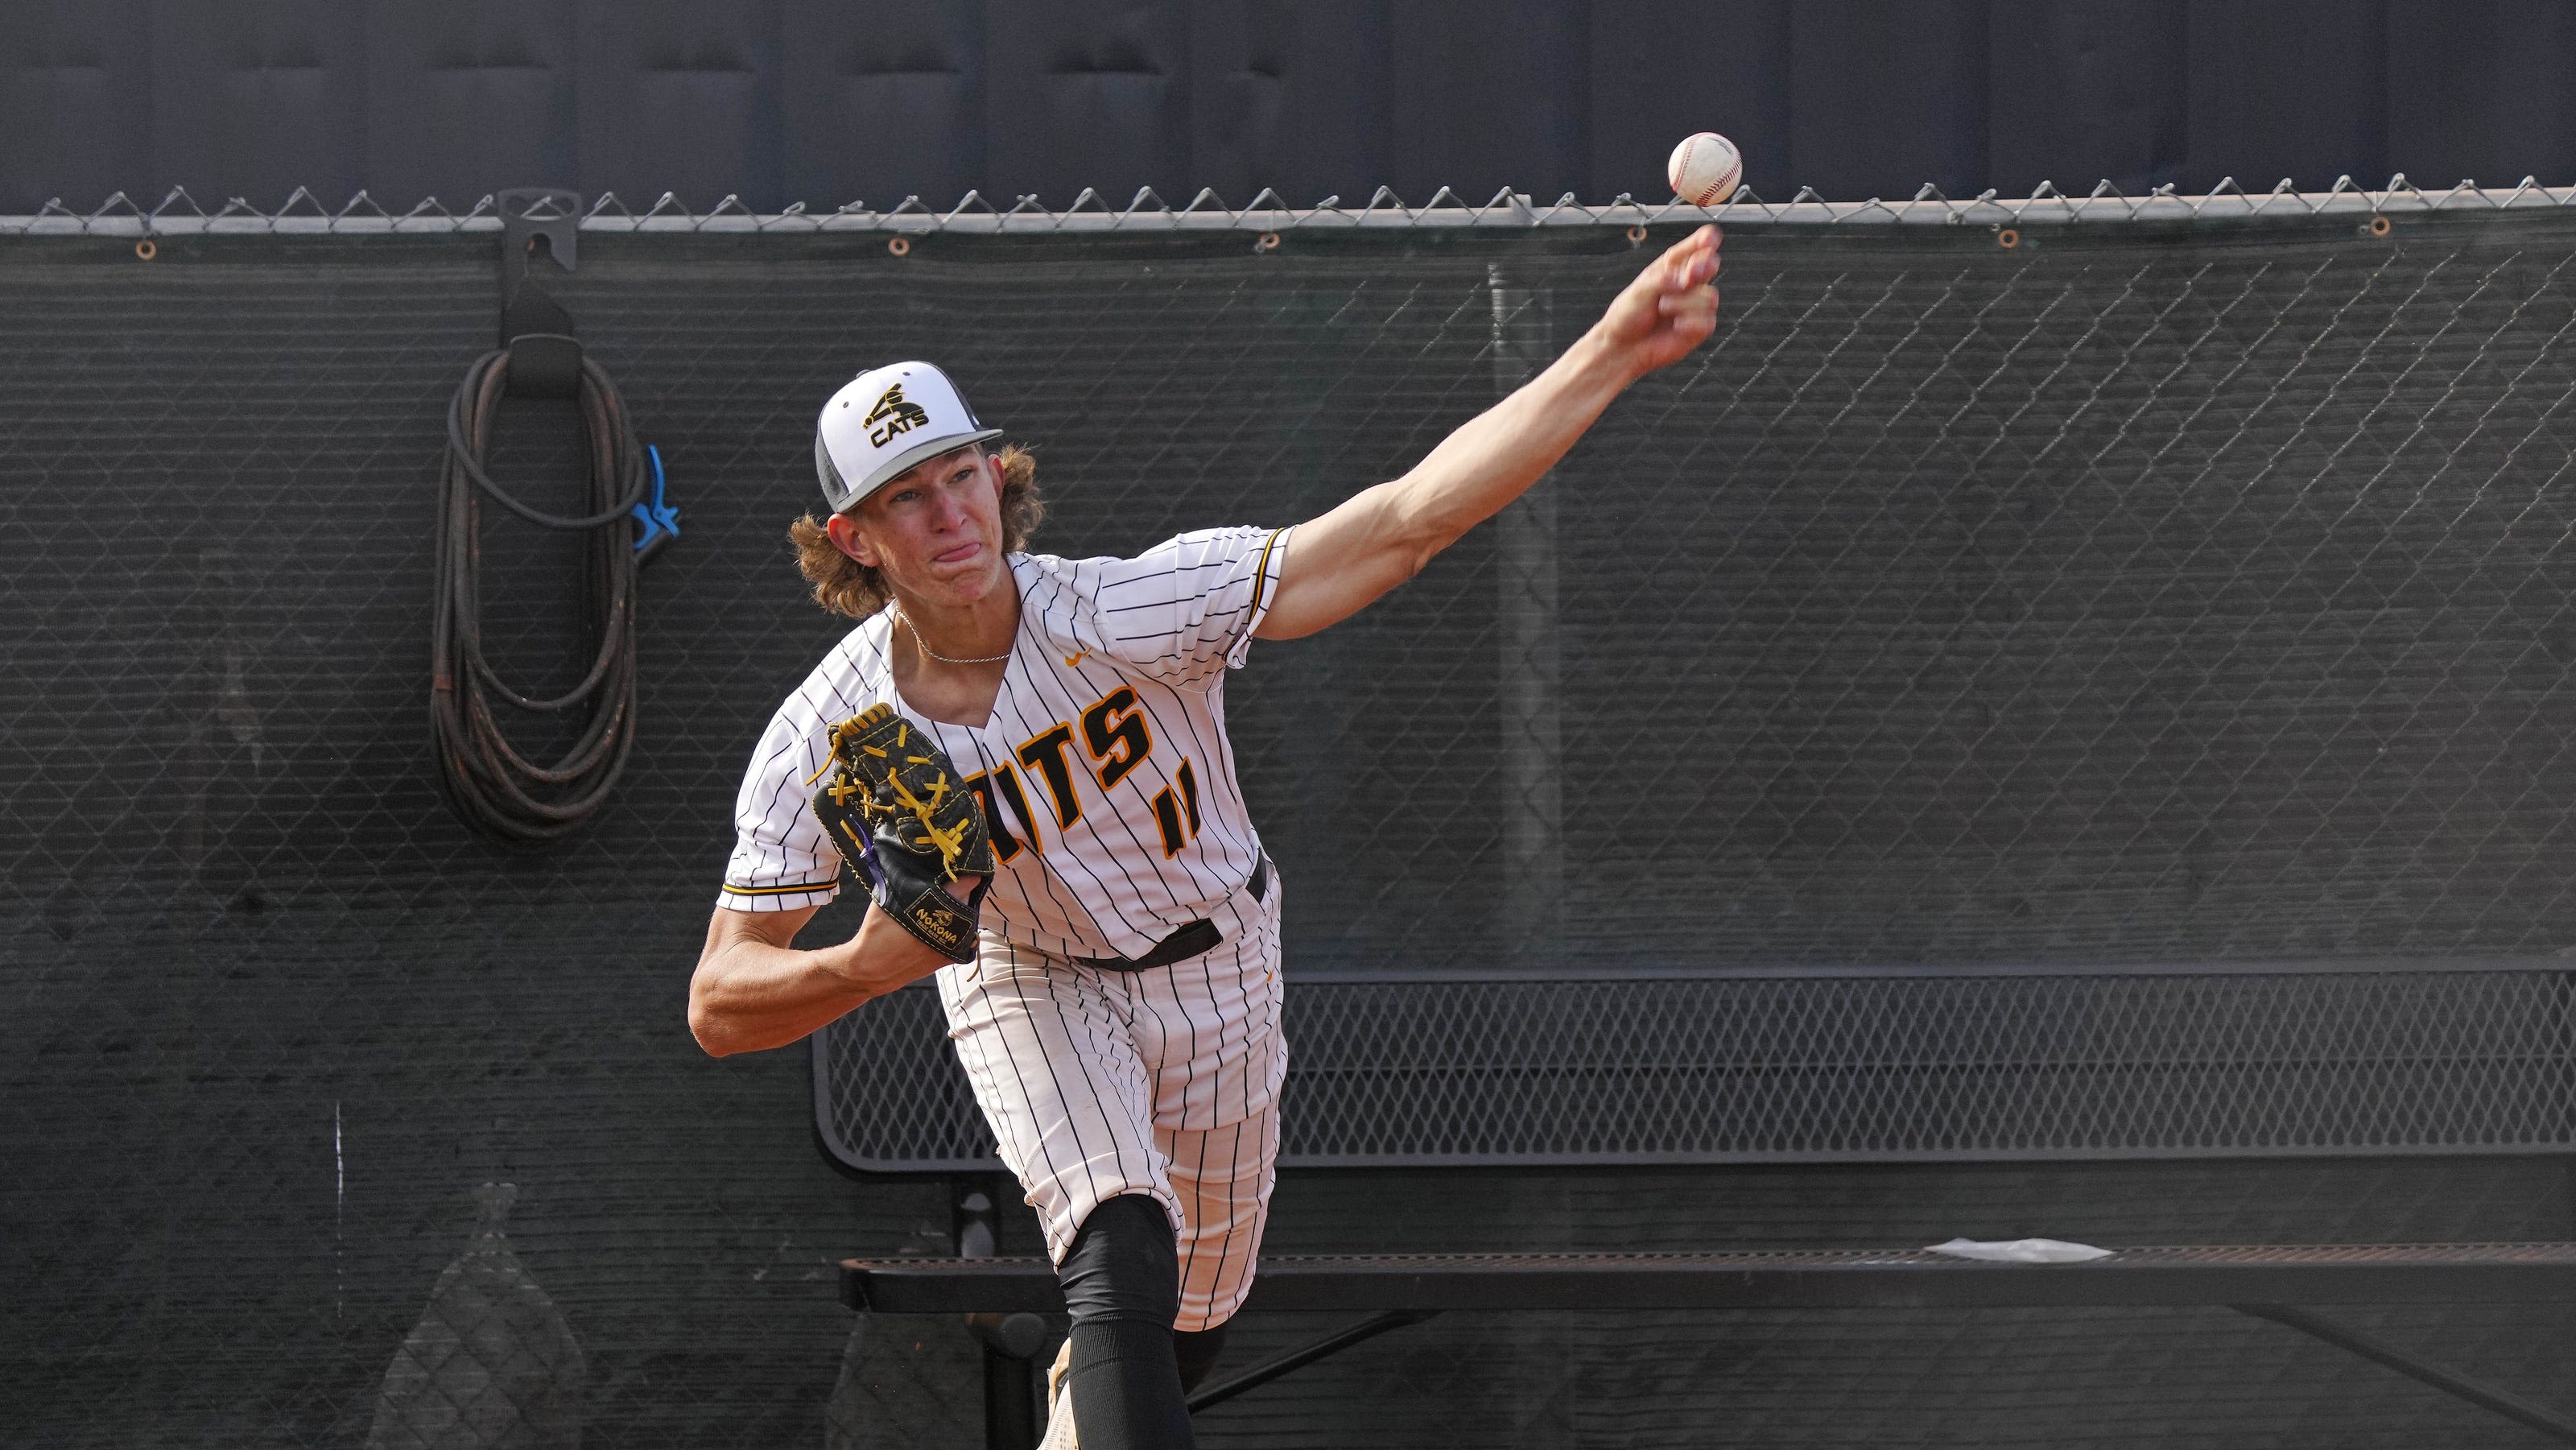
[990,766,1046,853]
[1081,687,1154,790]
[966,763,1047,861]
[1176,758,1203,834]
[1016,724,1084,828]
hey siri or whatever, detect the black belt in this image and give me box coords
[1075,855,1268,972]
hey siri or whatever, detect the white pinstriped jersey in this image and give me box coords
[718,525,1292,960]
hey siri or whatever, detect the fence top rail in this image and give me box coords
[10,176,2576,238]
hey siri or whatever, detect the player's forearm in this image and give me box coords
[687,915,942,1057]
[1259,333,1631,638]
[1393,328,1636,544]
[687,936,872,1056]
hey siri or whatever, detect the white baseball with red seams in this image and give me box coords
[1668,131,1743,206]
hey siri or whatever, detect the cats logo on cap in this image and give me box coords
[814,361,1004,514]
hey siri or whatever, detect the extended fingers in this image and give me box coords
[1658,286,1720,321]
[1663,225,1722,289]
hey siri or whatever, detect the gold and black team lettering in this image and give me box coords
[966,764,1049,862]
[1082,686,1154,789]
[1017,724,1085,829]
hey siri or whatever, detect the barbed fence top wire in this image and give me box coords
[9,175,2576,238]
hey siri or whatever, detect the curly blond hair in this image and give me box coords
[788,444,1043,620]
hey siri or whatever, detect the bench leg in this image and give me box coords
[1185,1311,1440,1413]
[2232,1303,2576,1445]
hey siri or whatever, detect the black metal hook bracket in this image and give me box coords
[497,188,583,399]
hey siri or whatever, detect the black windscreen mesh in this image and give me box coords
[9,214,2576,1447]
[13,220,2576,967]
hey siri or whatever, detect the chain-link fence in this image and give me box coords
[9,192,2576,1447]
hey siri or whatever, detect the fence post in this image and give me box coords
[1488,266,1563,966]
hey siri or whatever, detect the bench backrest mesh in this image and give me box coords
[814,965,2576,1172]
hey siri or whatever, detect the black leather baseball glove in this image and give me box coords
[810,703,997,963]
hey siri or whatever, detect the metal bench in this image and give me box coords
[815,960,2576,1444]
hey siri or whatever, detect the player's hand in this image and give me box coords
[1591,225,1721,380]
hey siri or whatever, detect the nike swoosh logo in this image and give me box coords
[1065,650,1091,667]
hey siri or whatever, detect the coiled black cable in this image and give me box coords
[431,349,648,846]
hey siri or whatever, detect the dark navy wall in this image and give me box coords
[6,2,2576,213]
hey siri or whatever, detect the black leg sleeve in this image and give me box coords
[1057,1194,1193,1450]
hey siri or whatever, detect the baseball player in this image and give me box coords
[687,225,1722,1448]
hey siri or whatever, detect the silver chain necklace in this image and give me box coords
[894,609,1013,665]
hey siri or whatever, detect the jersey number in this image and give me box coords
[1151,759,1202,858]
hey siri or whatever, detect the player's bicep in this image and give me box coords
[701,900,821,963]
[1255,481,1435,640]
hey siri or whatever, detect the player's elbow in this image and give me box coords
[1399,530,1452,580]
[687,994,735,1057]
[1377,527,1455,597]
[1390,490,1477,580]
[685,965,748,1058]
[1355,496,1454,589]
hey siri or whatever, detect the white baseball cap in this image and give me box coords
[813,361,1005,514]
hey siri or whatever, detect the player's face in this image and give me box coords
[830,446,1009,605]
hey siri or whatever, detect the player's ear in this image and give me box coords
[826,511,881,568]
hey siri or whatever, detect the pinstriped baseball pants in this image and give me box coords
[937,873,1287,1332]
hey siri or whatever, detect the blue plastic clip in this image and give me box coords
[632,444,680,564]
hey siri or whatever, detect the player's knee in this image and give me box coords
[1058,1193,1179,1328]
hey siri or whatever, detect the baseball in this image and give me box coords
[1668,132,1742,207]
